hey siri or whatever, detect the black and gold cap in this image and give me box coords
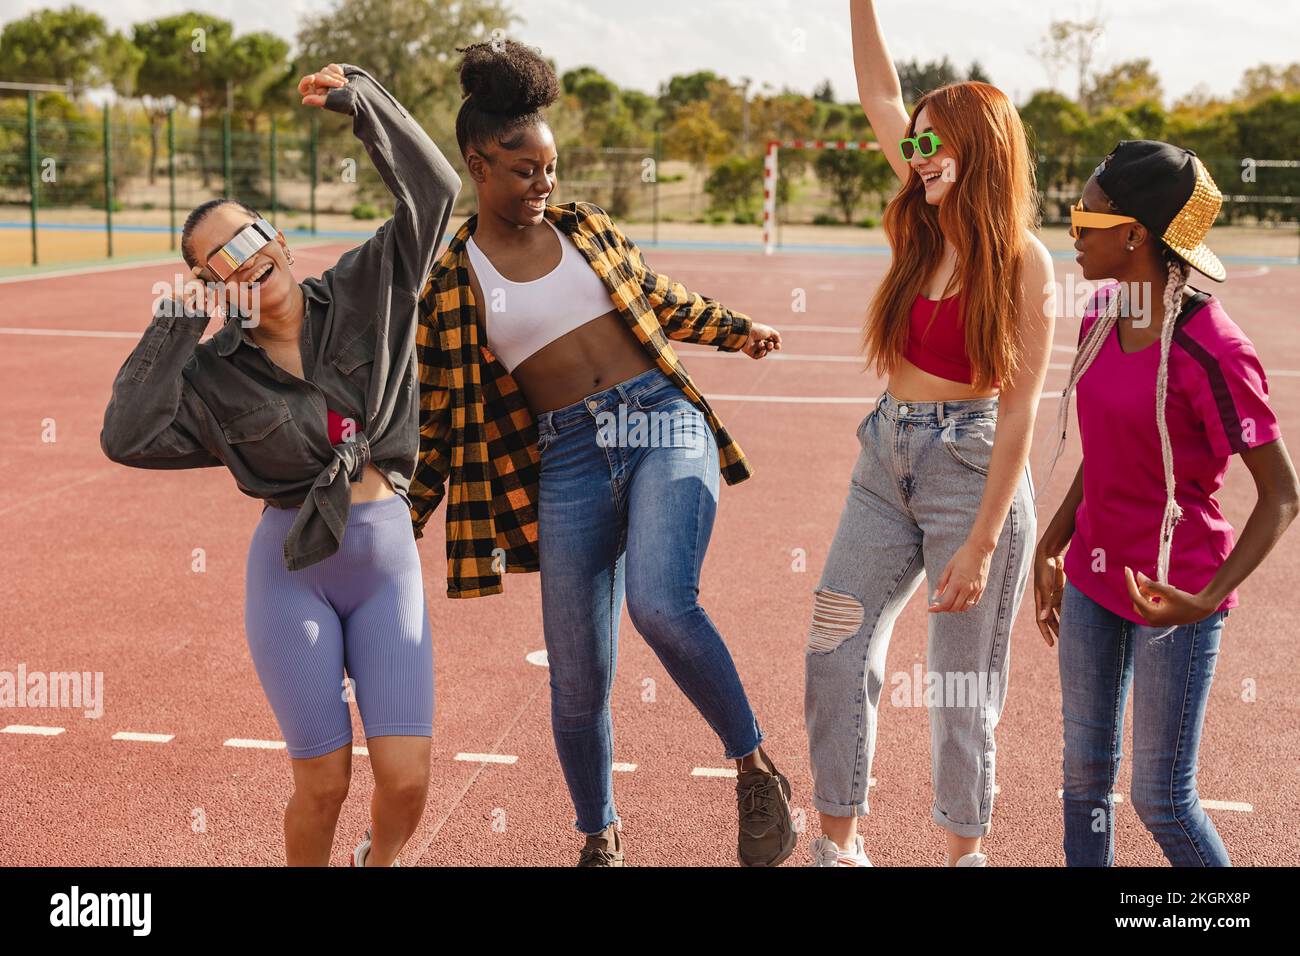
[1096,140,1226,282]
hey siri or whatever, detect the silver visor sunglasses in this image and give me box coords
[203,218,277,282]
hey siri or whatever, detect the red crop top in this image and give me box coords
[326,408,354,446]
[903,293,998,387]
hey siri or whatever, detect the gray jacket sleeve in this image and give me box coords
[305,64,461,334]
[100,301,223,469]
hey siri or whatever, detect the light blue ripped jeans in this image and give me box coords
[804,391,1035,837]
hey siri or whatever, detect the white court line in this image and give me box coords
[7,326,1298,381]
[0,255,181,284]
[111,731,174,743]
[455,752,518,765]
[1054,790,1252,812]
[612,762,638,772]
[353,746,369,757]
[223,738,286,750]
[1202,799,1254,812]
[691,767,738,778]
[1,724,65,736]
[0,238,348,285]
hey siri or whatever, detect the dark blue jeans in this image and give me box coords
[535,367,764,836]
[1059,580,1230,866]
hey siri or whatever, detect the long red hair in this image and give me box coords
[863,82,1039,390]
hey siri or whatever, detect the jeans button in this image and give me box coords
[587,400,598,411]
[899,403,909,414]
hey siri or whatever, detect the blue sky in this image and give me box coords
[5,0,1298,105]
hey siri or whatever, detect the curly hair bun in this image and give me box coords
[457,38,559,117]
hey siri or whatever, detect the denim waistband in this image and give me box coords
[874,389,1000,425]
[538,366,672,434]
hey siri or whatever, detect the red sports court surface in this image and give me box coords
[1,242,1297,866]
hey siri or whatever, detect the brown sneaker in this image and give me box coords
[577,824,625,867]
[735,747,796,867]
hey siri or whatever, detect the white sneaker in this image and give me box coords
[351,827,401,867]
[810,834,873,867]
[954,851,987,867]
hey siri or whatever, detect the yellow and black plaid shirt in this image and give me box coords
[410,200,754,598]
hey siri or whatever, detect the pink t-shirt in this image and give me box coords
[1064,285,1280,624]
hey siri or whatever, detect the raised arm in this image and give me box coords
[100,290,223,470]
[305,64,461,322]
[850,0,913,182]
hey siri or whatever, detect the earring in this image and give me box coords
[1126,244,1134,251]
[286,252,295,264]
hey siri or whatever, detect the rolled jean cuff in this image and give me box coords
[723,727,766,762]
[575,814,621,837]
[813,793,868,818]
[932,805,991,838]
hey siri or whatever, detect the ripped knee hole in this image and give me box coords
[807,588,865,653]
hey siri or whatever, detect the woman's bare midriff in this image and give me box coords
[350,463,397,502]
[509,310,658,414]
[885,356,999,404]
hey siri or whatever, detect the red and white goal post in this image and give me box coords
[762,139,883,255]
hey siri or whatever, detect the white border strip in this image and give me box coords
[223,738,286,750]
[1,724,65,736]
[112,731,174,743]
[454,752,518,764]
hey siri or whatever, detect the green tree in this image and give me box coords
[1231,93,1300,223]
[662,100,730,214]
[295,0,513,118]
[894,57,962,104]
[1084,59,1163,114]
[815,148,892,224]
[658,71,719,114]
[0,5,141,95]
[1235,63,1300,105]
[1019,90,1089,218]
[704,154,762,217]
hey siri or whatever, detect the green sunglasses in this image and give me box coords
[899,131,943,161]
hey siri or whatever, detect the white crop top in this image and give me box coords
[465,219,615,373]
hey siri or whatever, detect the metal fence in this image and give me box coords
[1,99,1296,266]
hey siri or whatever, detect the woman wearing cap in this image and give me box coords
[101,64,461,865]
[803,2,1056,868]
[408,39,794,867]
[1036,140,1299,866]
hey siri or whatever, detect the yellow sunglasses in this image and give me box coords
[1069,198,1136,239]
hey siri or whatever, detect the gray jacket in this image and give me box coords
[101,64,460,570]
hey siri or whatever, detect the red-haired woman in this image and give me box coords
[803,1,1056,867]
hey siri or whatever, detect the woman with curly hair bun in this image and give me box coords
[408,38,794,867]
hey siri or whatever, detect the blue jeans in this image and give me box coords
[1059,579,1230,866]
[804,392,1035,837]
[535,367,764,836]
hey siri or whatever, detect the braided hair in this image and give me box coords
[1050,251,1191,583]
